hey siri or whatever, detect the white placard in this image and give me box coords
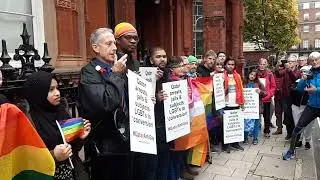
[163,80,191,142]
[213,73,225,110]
[128,70,157,155]
[139,67,157,96]
[259,78,266,87]
[223,109,244,144]
[243,88,260,119]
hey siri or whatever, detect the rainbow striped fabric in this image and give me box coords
[0,103,55,180]
[58,118,84,143]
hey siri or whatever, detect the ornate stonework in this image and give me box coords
[56,0,77,11]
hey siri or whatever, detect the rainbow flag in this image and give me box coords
[58,118,84,142]
[0,103,55,180]
[174,78,208,151]
[192,77,216,130]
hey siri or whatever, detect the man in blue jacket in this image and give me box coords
[283,52,320,160]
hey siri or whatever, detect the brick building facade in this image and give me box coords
[0,0,244,72]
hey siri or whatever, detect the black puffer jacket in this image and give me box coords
[78,58,129,155]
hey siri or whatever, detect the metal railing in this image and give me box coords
[0,23,79,117]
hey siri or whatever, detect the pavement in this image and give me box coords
[194,117,318,180]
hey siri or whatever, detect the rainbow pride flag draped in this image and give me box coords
[58,118,84,142]
[0,103,55,180]
[174,78,210,166]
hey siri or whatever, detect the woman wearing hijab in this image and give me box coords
[24,71,91,180]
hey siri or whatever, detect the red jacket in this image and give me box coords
[275,68,301,98]
[257,69,276,103]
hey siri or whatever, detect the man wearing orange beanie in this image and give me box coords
[114,22,140,72]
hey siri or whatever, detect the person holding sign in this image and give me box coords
[24,71,91,180]
[79,28,130,180]
[257,58,276,138]
[243,70,267,145]
[222,57,245,153]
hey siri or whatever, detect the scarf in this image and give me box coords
[223,71,244,105]
[24,71,70,150]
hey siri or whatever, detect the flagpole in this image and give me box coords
[55,121,74,169]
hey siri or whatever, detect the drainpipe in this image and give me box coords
[170,0,174,56]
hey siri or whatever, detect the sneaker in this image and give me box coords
[253,138,258,145]
[222,145,231,153]
[282,150,295,160]
[181,169,195,180]
[186,166,200,176]
[231,143,244,151]
[295,141,302,148]
[272,130,282,135]
[211,145,221,153]
[264,133,271,138]
[305,142,311,150]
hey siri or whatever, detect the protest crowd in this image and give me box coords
[1,22,320,180]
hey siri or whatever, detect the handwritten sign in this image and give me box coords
[139,67,157,96]
[213,73,225,110]
[223,109,244,144]
[243,88,260,119]
[128,70,157,155]
[163,80,191,142]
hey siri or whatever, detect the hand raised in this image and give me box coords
[113,54,128,73]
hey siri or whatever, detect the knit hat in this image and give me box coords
[187,55,198,64]
[114,22,137,38]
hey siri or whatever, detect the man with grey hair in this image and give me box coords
[283,51,320,160]
[274,55,301,140]
[298,56,308,69]
[78,28,131,180]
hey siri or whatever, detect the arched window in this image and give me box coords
[193,0,203,58]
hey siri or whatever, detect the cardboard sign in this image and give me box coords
[213,73,226,110]
[139,67,157,96]
[243,88,260,119]
[163,80,191,142]
[223,109,244,144]
[128,70,157,155]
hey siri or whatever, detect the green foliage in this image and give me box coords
[243,0,300,53]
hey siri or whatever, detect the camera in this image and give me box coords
[280,60,287,67]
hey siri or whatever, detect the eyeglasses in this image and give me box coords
[122,35,139,42]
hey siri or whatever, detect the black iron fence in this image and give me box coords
[0,23,80,117]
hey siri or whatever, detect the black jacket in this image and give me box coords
[196,63,212,77]
[154,68,171,151]
[291,81,309,107]
[78,58,128,155]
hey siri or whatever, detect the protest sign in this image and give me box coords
[223,109,244,144]
[139,67,157,96]
[243,88,260,119]
[163,80,191,142]
[128,70,157,155]
[213,73,225,110]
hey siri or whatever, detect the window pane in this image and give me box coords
[303,25,309,32]
[0,0,33,53]
[303,3,310,9]
[303,40,309,49]
[316,2,320,8]
[304,13,309,21]
[316,24,320,31]
[315,39,320,48]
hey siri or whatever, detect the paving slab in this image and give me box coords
[194,172,216,180]
[232,168,250,178]
[254,156,295,180]
[245,175,261,180]
[205,165,235,176]
[213,174,245,180]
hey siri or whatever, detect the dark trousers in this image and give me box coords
[289,106,319,152]
[168,151,186,180]
[210,126,222,145]
[263,102,271,134]
[283,97,294,137]
[132,151,170,180]
[91,154,131,180]
[274,98,283,130]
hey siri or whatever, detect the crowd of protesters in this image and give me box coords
[1,22,320,180]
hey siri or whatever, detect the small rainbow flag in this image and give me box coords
[58,118,84,142]
[0,103,55,180]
